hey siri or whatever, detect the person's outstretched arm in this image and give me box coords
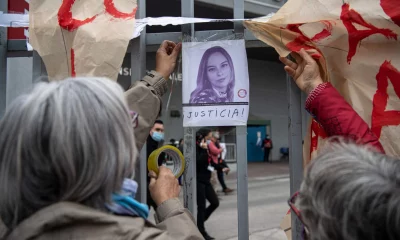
[280,49,385,153]
[125,41,181,151]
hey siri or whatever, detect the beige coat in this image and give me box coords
[0,71,204,240]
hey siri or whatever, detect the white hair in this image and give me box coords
[0,77,137,228]
[298,141,400,240]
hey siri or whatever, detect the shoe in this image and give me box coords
[201,231,215,240]
[223,188,234,194]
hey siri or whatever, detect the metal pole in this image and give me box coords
[287,73,303,240]
[131,0,147,203]
[183,127,197,216]
[0,0,7,118]
[32,51,46,83]
[234,1,250,240]
[182,0,197,217]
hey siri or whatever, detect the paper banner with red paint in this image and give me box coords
[29,0,137,81]
[244,0,400,164]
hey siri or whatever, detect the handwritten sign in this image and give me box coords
[182,40,250,127]
[244,0,400,163]
[29,0,137,81]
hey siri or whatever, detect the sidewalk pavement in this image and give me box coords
[225,160,290,183]
[226,228,287,240]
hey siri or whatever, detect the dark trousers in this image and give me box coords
[264,148,271,162]
[197,181,220,233]
[217,168,227,190]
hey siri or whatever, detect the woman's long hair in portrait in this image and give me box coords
[189,46,235,103]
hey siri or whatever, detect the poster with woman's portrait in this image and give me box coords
[182,40,250,127]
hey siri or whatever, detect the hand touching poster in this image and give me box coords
[182,40,250,127]
[244,0,400,164]
[29,0,137,81]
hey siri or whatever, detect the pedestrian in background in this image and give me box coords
[216,139,233,194]
[263,135,273,163]
[146,120,166,210]
[178,138,184,153]
[196,129,220,240]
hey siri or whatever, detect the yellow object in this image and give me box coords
[148,145,185,178]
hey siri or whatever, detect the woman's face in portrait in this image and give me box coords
[206,52,232,90]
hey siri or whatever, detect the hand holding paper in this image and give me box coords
[155,41,182,80]
[279,49,323,95]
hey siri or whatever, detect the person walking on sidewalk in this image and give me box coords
[196,129,220,240]
[216,139,233,194]
[263,135,273,163]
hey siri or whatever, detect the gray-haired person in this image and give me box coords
[0,41,204,240]
[280,49,397,240]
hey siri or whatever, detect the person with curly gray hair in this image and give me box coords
[280,49,398,240]
[0,41,203,240]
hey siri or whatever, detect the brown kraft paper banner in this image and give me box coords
[244,0,400,166]
[29,0,137,81]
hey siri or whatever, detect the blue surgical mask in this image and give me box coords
[152,132,164,142]
[206,140,211,145]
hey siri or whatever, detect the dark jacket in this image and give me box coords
[196,140,212,184]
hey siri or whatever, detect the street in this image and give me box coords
[149,162,290,240]
[206,176,290,240]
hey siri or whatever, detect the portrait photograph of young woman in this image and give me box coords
[189,46,235,103]
[182,40,250,127]
[182,40,249,105]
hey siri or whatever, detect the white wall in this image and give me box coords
[6,57,33,106]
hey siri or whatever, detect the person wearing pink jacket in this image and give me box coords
[208,132,223,165]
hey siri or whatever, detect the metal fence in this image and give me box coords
[225,143,237,163]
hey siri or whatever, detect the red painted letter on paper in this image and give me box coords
[58,0,98,31]
[310,119,327,157]
[285,22,332,59]
[371,61,400,138]
[340,3,398,64]
[381,0,400,27]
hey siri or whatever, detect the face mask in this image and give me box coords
[206,140,211,145]
[151,132,164,142]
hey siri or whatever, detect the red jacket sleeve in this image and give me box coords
[208,141,223,156]
[306,83,385,154]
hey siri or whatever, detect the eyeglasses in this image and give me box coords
[288,191,309,240]
[129,110,139,129]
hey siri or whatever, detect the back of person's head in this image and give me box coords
[298,141,400,240]
[0,78,137,228]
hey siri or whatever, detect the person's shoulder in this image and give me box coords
[6,202,148,240]
[192,89,217,103]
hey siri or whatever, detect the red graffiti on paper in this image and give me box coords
[310,119,327,157]
[285,21,332,59]
[381,0,400,27]
[58,0,98,31]
[57,0,137,77]
[371,61,400,138]
[71,48,76,77]
[104,0,137,19]
[340,3,398,64]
